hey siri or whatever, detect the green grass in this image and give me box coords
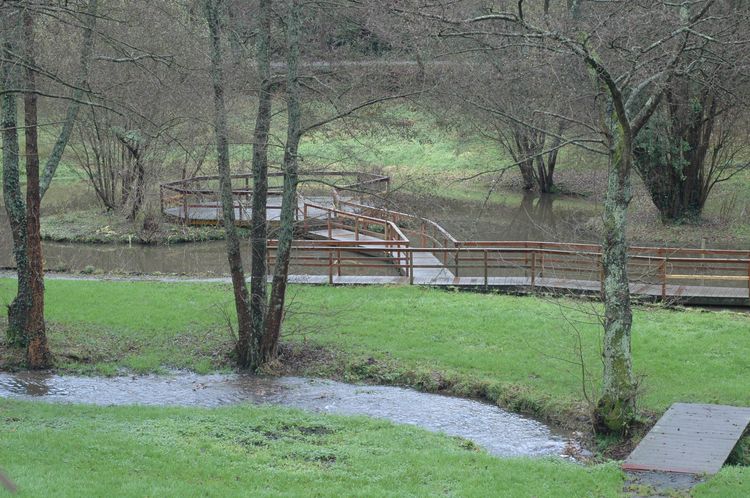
[1,279,748,416]
[1,280,750,495]
[0,400,625,498]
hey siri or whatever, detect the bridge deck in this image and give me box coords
[623,403,750,475]
[309,228,455,282]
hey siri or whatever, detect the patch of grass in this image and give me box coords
[0,400,625,497]
[40,208,247,245]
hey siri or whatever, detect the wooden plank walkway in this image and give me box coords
[309,228,455,282]
[623,403,750,475]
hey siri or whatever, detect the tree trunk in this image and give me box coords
[1,32,31,345]
[204,0,253,366]
[246,0,273,370]
[261,0,302,363]
[22,9,51,368]
[594,126,637,434]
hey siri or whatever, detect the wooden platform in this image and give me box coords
[623,403,750,475]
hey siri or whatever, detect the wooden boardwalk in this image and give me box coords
[309,228,455,282]
[623,403,750,475]
[161,172,750,307]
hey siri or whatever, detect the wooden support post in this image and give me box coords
[454,247,460,277]
[409,250,414,285]
[337,248,341,277]
[355,218,359,241]
[303,204,308,233]
[327,211,332,240]
[531,251,536,290]
[483,250,488,288]
[328,250,333,284]
[661,257,667,300]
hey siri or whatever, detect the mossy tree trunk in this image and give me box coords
[247,0,273,370]
[262,0,302,363]
[1,17,31,345]
[204,0,254,367]
[594,125,637,433]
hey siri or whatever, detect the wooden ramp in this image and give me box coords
[309,228,455,282]
[623,403,750,475]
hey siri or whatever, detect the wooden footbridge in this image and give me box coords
[161,172,750,307]
[624,403,750,475]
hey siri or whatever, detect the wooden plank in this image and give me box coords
[623,403,750,475]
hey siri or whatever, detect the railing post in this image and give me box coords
[327,211,332,240]
[661,256,667,300]
[355,218,359,241]
[531,251,536,290]
[328,249,333,284]
[454,246,460,277]
[483,250,488,288]
[303,204,308,233]
[409,250,414,285]
[337,248,341,277]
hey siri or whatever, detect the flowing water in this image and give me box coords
[0,371,577,459]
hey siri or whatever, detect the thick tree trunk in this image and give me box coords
[262,0,302,363]
[247,0,273,370]
[594,127,637,434]
[204,0,253,366]
[22,10,51,368]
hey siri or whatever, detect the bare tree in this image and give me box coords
[408,0,733,433]
[1,0,97,367]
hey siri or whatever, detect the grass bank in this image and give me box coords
[0,400,624,497]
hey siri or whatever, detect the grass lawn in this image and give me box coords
[0,400,625,498]
[1,280,749,495]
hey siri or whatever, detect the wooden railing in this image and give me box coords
[266,244,750,300]
[299,200,412,277]
[160,171,390,226]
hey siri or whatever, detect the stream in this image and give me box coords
[0,371,579,459]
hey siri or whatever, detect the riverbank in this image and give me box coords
[2,279,748,423]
